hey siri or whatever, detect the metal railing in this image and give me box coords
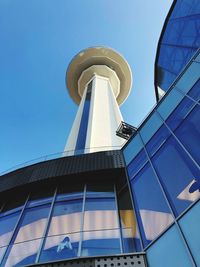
[0,145,123,176]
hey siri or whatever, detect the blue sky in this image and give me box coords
[0,0,173,172]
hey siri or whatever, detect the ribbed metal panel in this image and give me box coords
[0,150,125,194]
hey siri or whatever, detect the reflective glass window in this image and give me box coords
[179,200,200,266]
[176,62,200,94]
[40,233,80,263]
[0,212,20,248]
[140,112,163,144]
[147,225,193,267]
[3,204,50,266]
[48,200,83,236]
[123,134,143,165]
[81,229,121,257]
[128,149,148,179]
[83,196,118,232]
[152,136,200,216]
[40,198,83,262]
[157,89,183,120]
[166,96,195,131]
[146,125,170,157]
[175,104,200,167]
[118,188,141,252]
[4,239,41,267]
[81,185,121,256]
[131,163,173,247]
[15,205,50,243]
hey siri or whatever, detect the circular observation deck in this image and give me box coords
[66,47,132,105]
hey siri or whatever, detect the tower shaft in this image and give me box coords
[65,74,124,155]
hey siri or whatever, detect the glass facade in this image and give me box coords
[0,183,139,266]
[1,3,199,266]
[124,49,200,265]
[156,0,200,97]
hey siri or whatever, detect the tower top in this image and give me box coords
[66,47,132,105]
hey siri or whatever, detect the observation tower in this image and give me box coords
[65,47,132,154]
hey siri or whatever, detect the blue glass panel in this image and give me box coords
[0,212,20,247]
[3,205,50,266]
[3,239,41,267]
[176,62,200,94]
[47,200,83,236]
[147,225,193,267]
[40,233,79,262]
[166,95,195,131]
[123,134,143,165]
[188,78,200,101]
[175,105,200,167]
[83,198,118,231]
[14,205,50,243]
[39,200,82,263]
[152,136,200,216]
[127,149,148,179]
[131,163,173,247]
[157,89,183,120]
[75,81,92,153]
[81,229,121,256]
[179,200,200,266]
[156,63,177,92]
[121,228,141,253]
[146,125,170,157]
[118,188,141,252]
[140,112,163,144]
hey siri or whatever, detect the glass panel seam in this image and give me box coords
[35,188,57,264]
[77,184,86,257]
[0,194,30,266]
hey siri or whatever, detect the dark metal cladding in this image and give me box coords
[0,150,125,194]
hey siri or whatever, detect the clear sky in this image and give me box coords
[0,0,173,173]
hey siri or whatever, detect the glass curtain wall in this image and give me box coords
[0,183,139,266]
[156,0,200,94]
[124,52,200,266]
